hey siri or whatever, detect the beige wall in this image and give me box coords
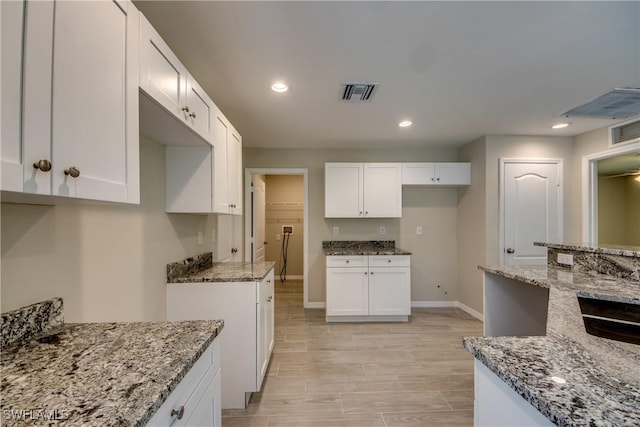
[1,136,216,322]
[264,175,304,277]
[598,176,627,245]
[627,176,640,246]
[243,147,461,303]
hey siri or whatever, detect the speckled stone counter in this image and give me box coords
[168,261,275,283]
[322,240,412,256]
[1,300,224,426]
[465,265,640,426]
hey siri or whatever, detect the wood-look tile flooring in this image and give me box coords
[222,280,483,426]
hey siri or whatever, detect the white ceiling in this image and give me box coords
[134,1,640,150]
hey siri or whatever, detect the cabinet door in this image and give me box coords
[228,127,243,214]
[139,14,188,121]
[325,163,363,218]
[363,163,402,217]
[326,267,369,316]
[180,368,222,427]
[434,162,470,185]
[1,0,26,192]
[402,163,435,185]
[51,0,139,203]
[257,272,274,388]
[368,267,411,315]
[185,75,214,143]
[212,110,230,213]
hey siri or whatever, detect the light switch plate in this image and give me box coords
[333,226,339,236]
[416,226,423,235]
[197,231,203,245]
[379,226,386,235]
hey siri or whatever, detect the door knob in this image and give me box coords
[64,167,80,178]
[33,159,52,172]
[506,248,515,254]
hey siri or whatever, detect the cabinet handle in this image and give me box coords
[364,272,368,275]
[359,211,363,216]
[64,167,80,178]
[171,406,185,420]
[436,177,440,181]
[365,211,368,216]
[33,159,52,172]
[267,296,273,302]
[431,177,435,181]
[388,259,392,263]
[181,106,190,113]
[231,248,238,254]
[506,248,515,254]
[371,272,374,275]
[345,260,350,264]
[189,112,196,119]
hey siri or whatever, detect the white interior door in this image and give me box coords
[502,160,562,265]
[252,175,266,263]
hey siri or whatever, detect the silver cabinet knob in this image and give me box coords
[189,112,196,119]
[231,248,238,254]
[267,296,273,302]
[364,272,368,275]
[506,248,515,254]
[436,177,440,181]
[388,259,392,263]
[345,260,350,264]
[64,167,80,178]
[181,106,190,113]
[33,159,52,172]
[171,406,185,420]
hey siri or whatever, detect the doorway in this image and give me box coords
[582,142,640,245]
[499,158,563,265]
[245,168,309,307]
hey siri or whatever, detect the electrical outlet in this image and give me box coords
[416,226,423,236]
[333,226,339,236]
[379,226,386,235]
[197,231,203,245]
[557,253,574,266]
[276,234,281,241]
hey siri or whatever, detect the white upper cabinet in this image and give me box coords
[1,0,26,193]
[139,14,213,145]
[2,0,140,204]
[402,162,470,186]
[325,163,401,218]
[212,108,243,215]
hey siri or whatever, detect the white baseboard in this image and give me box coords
[305,302,325,309]
[411,300,484,322]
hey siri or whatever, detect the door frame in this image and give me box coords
[245,168,310,308]
[499,158,563,265]
[581,141,640,244]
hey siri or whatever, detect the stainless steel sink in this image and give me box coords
[577,294,640,345]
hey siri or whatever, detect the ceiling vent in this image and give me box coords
[342,83,377,102]
[560,88,640,120]
[609,116,640,147]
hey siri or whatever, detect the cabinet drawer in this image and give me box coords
[326,256,368,267]
[147,339,221,426]
[369,255,410,267]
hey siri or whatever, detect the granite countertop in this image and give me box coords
[1,319,224,426]
[168,261,275,283]
[465,265,640,426]
[535,241,640,258]
[322,240,412,256]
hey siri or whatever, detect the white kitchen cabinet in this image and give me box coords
[212,108,243,215]
[325,255,410,321]
[1,0,26,192]
[139,14,213,144]
[167,269,275,409]
[324,163,402,218]
[402,162,470,186]
[2,0,140,203]
[147,338,222,427]
[474,360,553,427]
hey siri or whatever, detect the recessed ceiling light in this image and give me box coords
[271,82,288,93]
[398,120,413,128]
[552,122,570,129]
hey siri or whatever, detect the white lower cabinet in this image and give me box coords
[167,269,274,409]
[474,360,553,427]
[326,255,410,322]
[147,339,222,427]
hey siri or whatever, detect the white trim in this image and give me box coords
[499,158,563,266]
[581,142,640,244]
[245,168,310,309]
[279,275,303,281]
[305,302,325,309]
[411,301,484,322]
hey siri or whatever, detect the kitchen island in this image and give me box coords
[1,298,224,426]
[465,243,640,426]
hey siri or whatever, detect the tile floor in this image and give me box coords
[222,280,483,426]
